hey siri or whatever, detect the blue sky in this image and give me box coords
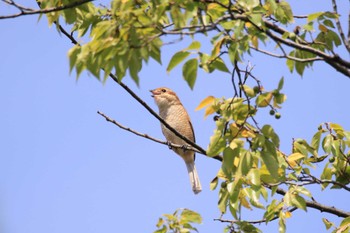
[1,1,349,233]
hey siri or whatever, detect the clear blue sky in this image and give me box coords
[1,1,349,233]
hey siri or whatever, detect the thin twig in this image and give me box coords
[97,111,202,154]
[214,207,297,225]
[265,185,350,218]
[250,46,324,63]
[0,0,93,19]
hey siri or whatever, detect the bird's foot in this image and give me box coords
[181,144,188,153]
[166,141,173,149]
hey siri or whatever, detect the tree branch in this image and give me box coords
[214,207,298,225]
[331,0,350,53]
[51,18,223,162]
[250,45,324,63]
[0,0,93,19]
[97,110,204,154]
[270,186,350,218]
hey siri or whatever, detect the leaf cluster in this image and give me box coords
[154,209,202,233]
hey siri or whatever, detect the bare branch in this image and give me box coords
[331,0,350,53]
[0,0,93,19]
[299,175,350,192]
[97,110,203,154]
[250,46,324,63]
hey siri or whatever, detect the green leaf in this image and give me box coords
[218,188,229,213]
[279,211,286,233]
[180,209,202,224]
[261,125,280,147]
[260,150,279,181]
[256,92,273,107]
[311,130,322,152]
[242,84,256,97]
[277,76,284,90]
[167,51,190,72]
[182,58,198,89]
[211,58,230,73]
[186,41,201,51]
[307,12,324,22]
[339,217,350,232]
[207,131,226,157]
[248,13,264,28]
[322,218,334,230]
[68,45,81,73]
[210,176,219,190]
[222,147,237,179]
[248,168,261,187]
[291,194,307,211]
[320,165,332,189]
[322,134,333,153]
[239,151,253,176]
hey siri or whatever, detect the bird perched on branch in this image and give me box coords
[150,87,202,194]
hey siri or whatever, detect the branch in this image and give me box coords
[270,186,350,218]
[158,11,350,77]
[249,46,324,63]
[51,17,223,162]
[331,0,350,53]
[214,207,298,225]
[0,0,93,19]
[97,110,204,154]
[265,29,350,77]
[299,175,350,192]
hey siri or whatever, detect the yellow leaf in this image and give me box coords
[285,211,292,218]
[240,196,252,210]
[288,153,305,162]
[241,128,256,138]
[229,123,239,136]
[217,168,227,180]
[204,106,216,117]
[234,157,240,167]
[207,3,217,10]
[251,35,258,49]
[319,24,328,33]
[256,92,273,107]
[245,22,253,28]
[195,96,215,111]
[287,152,305,167]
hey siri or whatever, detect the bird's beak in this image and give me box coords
[149,89,155,97]
[150,89,159,97]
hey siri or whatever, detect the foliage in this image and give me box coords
[196,72,350,232]
[154,209,202,233]
[36,0,349,87]
[5,0,349,232]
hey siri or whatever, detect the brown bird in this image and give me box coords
[150,87,202,194]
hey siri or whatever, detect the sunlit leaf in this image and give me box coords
[308,12,324,22]
[260,150,279,181]
[180,209,202,224]
[195,96,215,111]
[322,218,334,230]
[186,41,201,51]
[256,92,273,107]
[210,176,219,190]
[167,51,190,72]
[182,58,198,89]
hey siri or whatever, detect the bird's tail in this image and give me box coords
[186,162,202,194]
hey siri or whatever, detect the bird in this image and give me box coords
[150,87,202,194]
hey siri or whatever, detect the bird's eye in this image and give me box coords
[161,89,166,93]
